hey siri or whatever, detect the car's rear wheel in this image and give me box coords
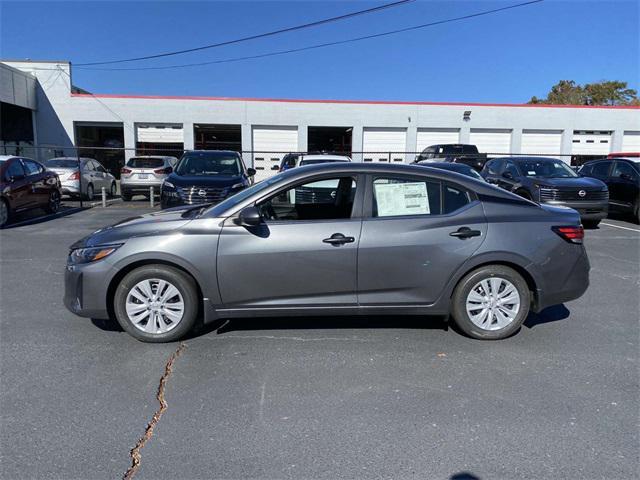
[451,265,530,340]
[0,198,10,228]
[85,183,94,201]
[121,191,132,201]
[114,265,199,342]
[45,189,61,214]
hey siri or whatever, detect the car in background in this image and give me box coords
[415,144,488,171]
[0,155,61,227]
[64,162,590,343]
[45,157,117,200]
[608,152,640,159]
[579,157,640,222]
[481,156,609,228]
[160,150,256,209]
[120,155,178,201]
[278,152,350,172]
[416,161,486,181]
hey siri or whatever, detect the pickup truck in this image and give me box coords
[415,144,488,171]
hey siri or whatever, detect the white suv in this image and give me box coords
[120,156,178,200]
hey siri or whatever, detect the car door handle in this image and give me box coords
[323,233,355,245]
[450,227,481,239]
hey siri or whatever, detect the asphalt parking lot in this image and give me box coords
[1,205,638,480]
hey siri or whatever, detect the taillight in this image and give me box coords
[120,167,132,174]
[552,225,584,244]
[154,167,171,174]
[68,171,80,180]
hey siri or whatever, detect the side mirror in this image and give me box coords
[502,171,513,179]
[247,167,257,177]
[235,206,262,227]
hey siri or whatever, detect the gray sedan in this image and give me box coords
[64,163,590,342]
[45,157,117,200]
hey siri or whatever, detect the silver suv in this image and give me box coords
[120,156,178,201]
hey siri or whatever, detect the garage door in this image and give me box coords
[136,124,183,143]
[622,131,640,152]
[416,128,460,154]
[252,126,298,181]
[571,131,612,155]
[362,128,407,163]
[521,129,563,155]
[469,129,512,155]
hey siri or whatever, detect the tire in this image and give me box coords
[582,219,600,229]
[113,265,199,342]
[634,199,640,224]
[84,184,94,201]
[109,182,117,197]
[45,189,61,214]
[451,265,531,340]
[121,191,132,201]
[0,198,10,228]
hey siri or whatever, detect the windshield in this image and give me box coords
[175,152,241,176]
[520,159,578,178]
[202,174,287,217]
[127,157,165,168]
[45,159,78,168]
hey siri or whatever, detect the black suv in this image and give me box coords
[160,150,255,209]
[415,144,487,171]
[481,156,609,227]
[579,157,640,223]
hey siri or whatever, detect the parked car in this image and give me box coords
[608,152,640,159]
[415,144,488,171]
[65,162,590,343]
[278,152,350,172]
[579,157,640,222]
[45,157,117,200]
[416,161,486,181]
[120,156,178,201]
[481,156,609,228]
[160,150,256,209]
[0,155,61,227]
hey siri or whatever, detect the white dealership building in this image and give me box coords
[2,60,639,180]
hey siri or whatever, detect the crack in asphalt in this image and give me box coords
[123,342,187,480]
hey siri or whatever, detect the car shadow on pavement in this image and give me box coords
[450,473,481,480]
[523,304,570,328]
[2,205,89,229]
[91,317,124,332]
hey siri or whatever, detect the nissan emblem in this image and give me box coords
[578,190,586,198]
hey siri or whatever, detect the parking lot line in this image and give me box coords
[600,222,640,233]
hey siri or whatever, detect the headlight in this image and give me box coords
[68,244,122,264]
[163,181,175,189]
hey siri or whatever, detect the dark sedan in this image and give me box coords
[160,150,256,209]
[65,163,590,342]
[481,156,609,228]
[579,157,639,223]
[0,155,61,227]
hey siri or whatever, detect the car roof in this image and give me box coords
[0,155,18,161]
[185,150,238,155]
[607,157,640,163]
[417,161,471,169]
[500,156,562,162]
[298,154,351,162]
[130,155,176,159]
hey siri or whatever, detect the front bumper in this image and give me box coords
[541,200,608,220]
[63,260,117,319]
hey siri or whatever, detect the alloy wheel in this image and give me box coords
[125,278,185,334]
[465,277,521,331]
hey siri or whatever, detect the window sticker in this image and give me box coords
[375,182,430,217]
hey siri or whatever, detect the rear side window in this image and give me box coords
[372,177,441,217]
[127,157,165,168]
[5,160,25,181]
[579,164,592,175]
[443,183,471,214]
[612,161,638,179]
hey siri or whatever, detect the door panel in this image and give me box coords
[217,219,360,307]
[358,202,487,305]
[608,161,639,209]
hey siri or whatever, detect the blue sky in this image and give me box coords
[1,0,638,103]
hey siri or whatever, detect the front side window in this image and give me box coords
[5,160,26,181]
[176,152,241,176]
[258,176,356,221]
[591,161,612,178]
[23,160,43,176]
[372,177,441,217]
[486,159,503,175]
[443,183,471,214]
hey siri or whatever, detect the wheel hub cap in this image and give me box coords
[466,277,521,331]
[126,278,185,334]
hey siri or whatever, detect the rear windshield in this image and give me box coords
[127,157,165,168]
[441,145,478,155]
[45,159,79,168]
[175,152,241,176]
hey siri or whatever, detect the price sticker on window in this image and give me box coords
[374,182,430,217]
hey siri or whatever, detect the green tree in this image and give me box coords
[528,80,638,105]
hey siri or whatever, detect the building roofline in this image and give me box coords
[1,59,71,64]
[70,92,640,110]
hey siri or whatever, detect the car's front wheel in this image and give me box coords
[0,198,10,228]
[113,265,199,342]
[451,265,530,340]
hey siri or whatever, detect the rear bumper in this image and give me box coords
[121,181,163,194]
[533,247,590,312]
[541,200,608,220]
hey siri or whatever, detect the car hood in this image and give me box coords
[167,173,243,188]
[531,176,606,189]
[70,206,195,249]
